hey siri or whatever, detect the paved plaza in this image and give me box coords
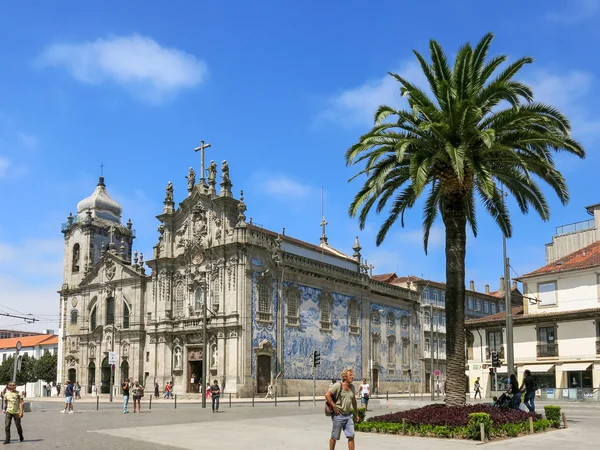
[4,397,599,449]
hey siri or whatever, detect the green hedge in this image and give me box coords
[356,418,553,440]
[544,406,561,428]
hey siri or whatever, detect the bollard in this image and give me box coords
[174,394,177,409]
[229,393,232,408]
[298,392,301,407]
[252,392,255,407]
[149,395,152,410]
[96,395,99,411]
[402,418,406,435]
[479,423,485,442]
[562,412,568,428]
[529,416,534,434]
[386,391,389,401]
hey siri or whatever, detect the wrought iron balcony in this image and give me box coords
[537,343,558,358]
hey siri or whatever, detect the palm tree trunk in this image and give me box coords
[442,196,467,406]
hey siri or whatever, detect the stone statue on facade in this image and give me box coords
[174,347,182,370]
[207,160,217,189]
[221,160,230,184]
[165,181,174,203]
[185,167,196,194]
[212,345,218,368]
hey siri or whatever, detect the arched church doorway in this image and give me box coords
[67,368,76,385]
[88,362,96,394]
[257,355,271,393]
[101,356,111,394]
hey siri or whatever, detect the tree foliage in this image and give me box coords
[346,33,584,405]
[34,352,57,384]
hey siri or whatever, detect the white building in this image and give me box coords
[466,224,600,399]
[0,334,58,397]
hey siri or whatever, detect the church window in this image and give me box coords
[106,297,114,325]
[319,292,333,331]
[425,337,431,352]
[195,287,204,311]
[349,302,359,334]
[372,334,381,364]
[70,309,78,325]
[90,307,97,330]
[387,313,395,330]
[257,281,272,322]
[285,289,300,326]
[371,311,380,326]
[402,338,410,364]
[387,336,396,365]
[123,303,130,329]
[401,316,409,331]
[72,243,80,273]
[175,283,185,318]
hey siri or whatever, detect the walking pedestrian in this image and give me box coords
[154,382,159,399]
[61,380,74,414]
[520,370,537,412]
[3,382,24,444]
[122,379,130,414]
[508,374,521,409]
[210,380,221,413]
[474,377,482,399]
[358,378,370,411]
[56,383,61,396]
[131,380,144,413]
[163,381,171,399]
[325,368,358,450]
[74,381,81,400]
[205,382,212,400]
[264,383,273,399]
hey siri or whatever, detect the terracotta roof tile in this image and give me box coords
[466,306,524,324]
[466,306,600,327]
[0,334,57,350]
[520,240,600,279]
[371,273,398,282]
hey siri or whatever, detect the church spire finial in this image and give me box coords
[352,236,362,262]
[319,186,328,245]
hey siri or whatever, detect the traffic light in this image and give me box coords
[491,351,500,368]
[313,350,321,367]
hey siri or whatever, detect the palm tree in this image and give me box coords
[346,33,585,406]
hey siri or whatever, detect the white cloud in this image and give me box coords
[257,174,312,199]
[38,35,208,104]
[0,157,10,179]
[546,0,600,23]
[527,70,600,137]
[317,61,427,127]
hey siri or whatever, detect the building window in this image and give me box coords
[499,303,504,312]
[257,281,272,322]
[194,287,204,311]
[423,288,430,302]
[486,330,503,359]
[286,289,300,326]
[475,299,481,311]
[491,303,496,315]
[441,314,446,327]
[175,282,185,318]
[70,309,78,325]
[146,352,150,362]
[371,311,380,326]
[538,282,557,306]
[433,290,439,303]
[424,337,430,352]
[433,313,438,327]
[401,316,409,331]
[483,301,489,314]
[441,291,445,306]
[387,313,395,330]
[319,293,333,331]
[349,302,359,334]
[387,336,396,365]
[90,307,97,330]
[372,334,381,364]
[596,321,600,354]
[402,338,409,364]
[537,325,558,357]
[72,243,80,273]
[123,303,130,329]
[106,296,114,325]
[467,297,474,310]
[424,310,430,326]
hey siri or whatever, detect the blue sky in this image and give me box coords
[1,0,599,332]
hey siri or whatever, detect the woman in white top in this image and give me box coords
[358,378,371,411]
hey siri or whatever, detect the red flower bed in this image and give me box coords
[369,404,541,426]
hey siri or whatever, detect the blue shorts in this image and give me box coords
[331,413,355,440]
[65,396,73,404]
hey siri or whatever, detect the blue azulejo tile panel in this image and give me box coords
[282,284,362,380]
[251,271,278,378]
[371,303,420,382]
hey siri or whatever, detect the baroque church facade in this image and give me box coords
[57,152,423,397]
